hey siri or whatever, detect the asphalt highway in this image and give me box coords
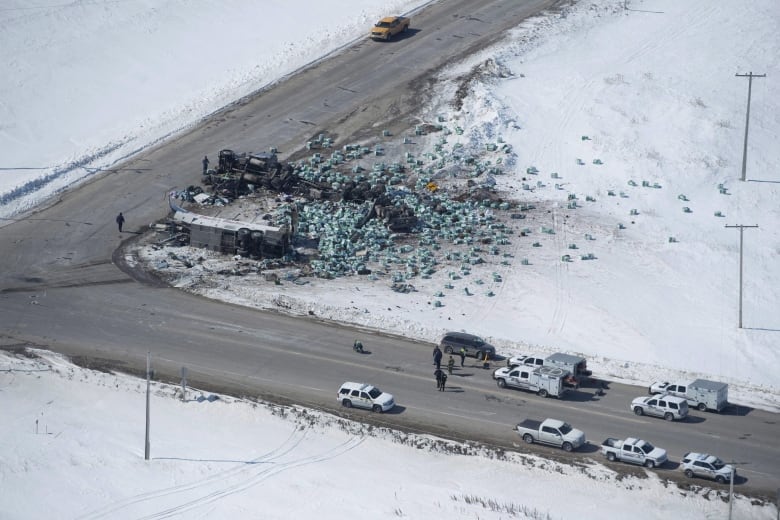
[1,0,777,499]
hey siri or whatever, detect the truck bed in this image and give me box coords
[602,437,621,448]
[516,419,542,431]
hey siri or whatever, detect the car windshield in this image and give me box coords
[711,458,725,469]
[375,21,392,28]
[559,423,572,435]
[368,387,382,399]
[474,339,485,346]
[640,442,655,454]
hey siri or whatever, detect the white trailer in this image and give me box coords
[493,365,570,398]
[649,379,728,412]
[544,353,592,386]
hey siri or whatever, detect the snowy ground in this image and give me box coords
[2,349,777,520]
[0,0,428,216]
[135,0,780,413]
[2,0,779,517]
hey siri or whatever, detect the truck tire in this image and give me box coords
[697,402,707,412]
[634,406,644,416]
[523,433,534,444]
[645,459,656,469]
[537,389,548,398]
[684,469,694,478]
[497,379,507,388]
[664,412,674,421]
[607,452,616,462]
[342,399,352,408]
[562,442,573,453]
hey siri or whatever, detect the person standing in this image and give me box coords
[459,347,466,367]
[433,346,443,371]
[202,155,210,174]
[434,369,444,390]
[116,212,125,232]
[447,355,455,375]
[440,371,448,391]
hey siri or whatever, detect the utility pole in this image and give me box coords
[735,72,765,181]
[145,351,151,461]
[725,225,758,328]
[727,461,749,520]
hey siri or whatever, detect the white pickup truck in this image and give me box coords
[493,365,570,398]
[515,418,586,452]
[601,437,667,468]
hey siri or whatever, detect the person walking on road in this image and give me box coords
[433,346,443,371]
[202,155,210,175]
[447,355,455,375]
[440,371,448,391]
[459,347,466,367]
[116,212,125,232]
[434,369,444,390]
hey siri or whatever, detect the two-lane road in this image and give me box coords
[1,0,777,497]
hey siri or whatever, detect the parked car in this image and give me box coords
[439,332,495,359]
[601,437,667,468]
[369,15,410,41]
[337,382,395,412]
[631,394,689,421]
[506,354,545,368]
[515,418,586,452]
[648,379,729,412]
[681,452,735,484]
[493,365,570,398]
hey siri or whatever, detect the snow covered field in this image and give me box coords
[137,0,780,412]
[2,349,776,520]
[2,0,779,517]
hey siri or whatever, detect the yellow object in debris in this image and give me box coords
[426,182,438,192]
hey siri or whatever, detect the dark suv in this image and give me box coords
[439,332,496,359]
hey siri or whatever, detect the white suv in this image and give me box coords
[681,453,735,484]
[337,382,395,413]
[631,394,688,421]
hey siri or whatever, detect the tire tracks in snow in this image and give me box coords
[76,425,312,520]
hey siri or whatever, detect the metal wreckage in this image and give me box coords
[167,147,423,258]
[159,129,522,284]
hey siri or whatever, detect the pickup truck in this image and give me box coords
[515,418,586,452]
[601,437,667,468]
[369,16,410,41]
[506,354,546,368]
[493,365,570,398]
